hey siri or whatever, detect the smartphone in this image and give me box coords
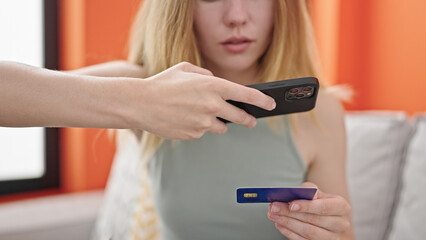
[237,187,317,203]
[221,77,319,123]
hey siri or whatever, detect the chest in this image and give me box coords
[147,120,306,239]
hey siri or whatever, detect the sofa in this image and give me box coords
[345,111,426,240]
[0,111,425,240]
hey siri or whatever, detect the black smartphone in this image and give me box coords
[221,77,319,123]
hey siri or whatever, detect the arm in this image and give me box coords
[0,61,139,128]
[268,92,355,240]
[304,91,351,200]
[0,61,276,139]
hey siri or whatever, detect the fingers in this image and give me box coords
[173,62,276,111]
[270,215,335,240]
[217,80,276,111]
[288,182,350,216]
[275,224,308,240]
[216,101,257,128]
[207,118,228,135]
[179,118,228,140]
[167,62,274,130]
[269,203,338,239]
[289,195,351,216]
[269,202,349,233]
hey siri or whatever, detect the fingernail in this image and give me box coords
[270,214,278,220]
[271,205,280,213]
[271,101,276,110]
[290,203,300,212]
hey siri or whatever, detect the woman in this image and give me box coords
[93,0,354,239]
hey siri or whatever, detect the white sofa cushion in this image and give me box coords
[345,112,413,240]
[389,115,426,240]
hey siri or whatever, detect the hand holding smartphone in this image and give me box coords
[220,77,319,123]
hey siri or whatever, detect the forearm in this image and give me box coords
[66,60,146,78]
[0,61,140,128]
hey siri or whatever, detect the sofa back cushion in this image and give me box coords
[345,112,413,240]
[388,115,426,240]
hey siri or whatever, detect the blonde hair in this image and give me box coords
[127,0,320,239]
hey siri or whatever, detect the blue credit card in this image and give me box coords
[237,187,317,203]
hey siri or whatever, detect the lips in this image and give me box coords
[221,36,253,54]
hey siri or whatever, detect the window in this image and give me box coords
[0,0,60,195]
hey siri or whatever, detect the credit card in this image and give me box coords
[237,187,317,203]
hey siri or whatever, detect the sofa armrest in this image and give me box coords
[0,190,103,240]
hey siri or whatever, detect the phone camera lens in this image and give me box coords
[289,88,299,94]
[303,87,313,92]
[296,93,305,98]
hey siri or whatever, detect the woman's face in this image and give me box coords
[193,0,275,78]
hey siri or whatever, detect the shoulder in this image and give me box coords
[291,88,347,162]
[313,88,346,132]
[293,88,345,134]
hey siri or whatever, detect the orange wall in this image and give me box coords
[366,0,426,113]
[313,0,426,113]
[311,0,340,86]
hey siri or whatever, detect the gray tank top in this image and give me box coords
[148,116,307,240]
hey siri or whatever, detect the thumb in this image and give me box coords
[301,182,321,200]
[176,62,213,76]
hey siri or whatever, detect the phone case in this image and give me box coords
[221,77,319,123]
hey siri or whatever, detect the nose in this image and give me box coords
[223,0,248,28]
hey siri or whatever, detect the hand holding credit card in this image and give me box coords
[237,187,317,203]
